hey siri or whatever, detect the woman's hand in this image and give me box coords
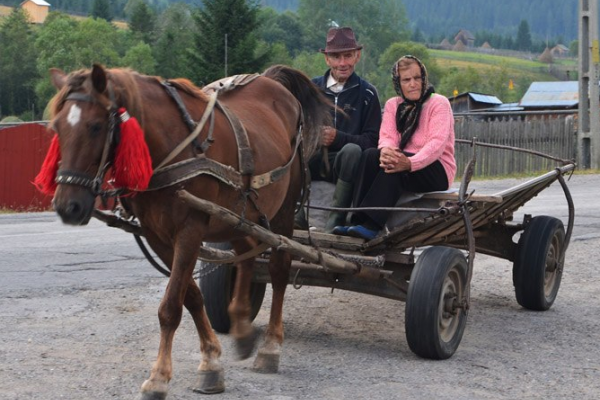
[379,147,411,173]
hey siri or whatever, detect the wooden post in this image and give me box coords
[177,190,389,277]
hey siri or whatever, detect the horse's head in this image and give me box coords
[43,64,152,225]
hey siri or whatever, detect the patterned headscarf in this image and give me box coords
[391,55,435,150]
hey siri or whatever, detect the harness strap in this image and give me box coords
[147,154,244,191]
[251,124,303,189]
[215,101,254,176]
[161,81,196,132]
[155,90,219,171]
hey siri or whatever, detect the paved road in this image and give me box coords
[0,173,599,399]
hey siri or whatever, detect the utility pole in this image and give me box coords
[224,33,228,77]
[578,0,600,169]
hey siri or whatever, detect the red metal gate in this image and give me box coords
[0,123,53,211]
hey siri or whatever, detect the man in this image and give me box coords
[297,26,382,233]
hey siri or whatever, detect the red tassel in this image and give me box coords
[34,134,61,195]
[113,108,153,191]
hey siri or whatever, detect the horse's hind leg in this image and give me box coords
[229,238,262,360]
[253,248,291,373]
[184,280,225,394]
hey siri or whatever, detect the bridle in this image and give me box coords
[54,89,123,198]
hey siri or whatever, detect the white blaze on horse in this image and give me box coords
[35,64,329,399]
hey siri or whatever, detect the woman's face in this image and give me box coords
[399,63,423,102]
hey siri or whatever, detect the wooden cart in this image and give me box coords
[96,142,576,360]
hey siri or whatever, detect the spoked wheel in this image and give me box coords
[405,246,469,360]
[198,242,266,333]
[513,216,566,311]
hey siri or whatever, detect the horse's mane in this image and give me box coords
[167,78,210,101]
[49,67,208,123]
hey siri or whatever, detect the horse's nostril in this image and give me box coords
[66,200,82,217]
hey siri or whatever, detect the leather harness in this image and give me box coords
[147,73,304,193]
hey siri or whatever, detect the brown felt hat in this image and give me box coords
[319,27,363,53]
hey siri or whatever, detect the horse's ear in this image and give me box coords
[49,68,67,90]
[91,64,108,94]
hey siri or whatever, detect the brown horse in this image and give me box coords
[43,64,330,398]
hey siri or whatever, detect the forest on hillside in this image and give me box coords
[0,0,575,122]
[0,0,582,41]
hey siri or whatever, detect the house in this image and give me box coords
[454,29,475,47]
[519,81,579,110]
[20,0,50,24]
[551,44,570,58]
[448,92,503,114]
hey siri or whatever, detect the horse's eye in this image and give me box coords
[89,122,103,137]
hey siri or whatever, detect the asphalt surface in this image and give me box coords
[0,173,599,399]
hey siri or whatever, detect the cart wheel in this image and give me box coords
[405,246,468,360]
[198,242,266,334]
[513,216,565,311]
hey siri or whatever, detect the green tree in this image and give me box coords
[153,3,195,79]
[516,19,532,51]
[91,0,113,21]
[121,42,156,74]
[189,0,269,85]
[35,14,121,106]
[257,8,304,56]
[437,67,483,99]
[129,0,157,44]
[297,0,410,78]
[0,8,38,119]
[291,50,327,79]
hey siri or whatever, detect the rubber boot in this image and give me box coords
[324,180,354,233]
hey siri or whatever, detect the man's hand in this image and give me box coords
[379,147,411,173]
[321,126,337,147]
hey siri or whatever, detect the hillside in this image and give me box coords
[0,0,582,43]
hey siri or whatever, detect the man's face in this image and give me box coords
[325,50,361,83]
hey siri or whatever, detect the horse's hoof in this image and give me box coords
[136,391,167,400]
[192,369,225,394]
[252,349,280,374]
[234,327,262,360]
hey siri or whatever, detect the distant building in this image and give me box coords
[20,0,50,24]
[551,44,570,58]
[448,92,503,114]
[454,29,475,47]
[519,81,579,110]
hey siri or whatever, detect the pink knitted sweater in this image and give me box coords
[378,94,456,187]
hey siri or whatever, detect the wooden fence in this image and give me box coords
[0,123,53,211]
[0,118,579,210]
[453,116,577,177]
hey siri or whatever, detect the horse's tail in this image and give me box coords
[262,65,331,159]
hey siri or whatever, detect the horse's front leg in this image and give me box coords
[139,234,202,400]
[253,249,291,373]
[184,279,225,394]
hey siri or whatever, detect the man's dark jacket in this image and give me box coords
[312,70,382,152]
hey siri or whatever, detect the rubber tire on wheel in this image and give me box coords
[513,216,565,311]
[405,246,468,360]
[198,242,266,334]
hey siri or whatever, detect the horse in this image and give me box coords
[37,63,330,399]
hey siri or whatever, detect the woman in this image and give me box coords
[334,55,456,240]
